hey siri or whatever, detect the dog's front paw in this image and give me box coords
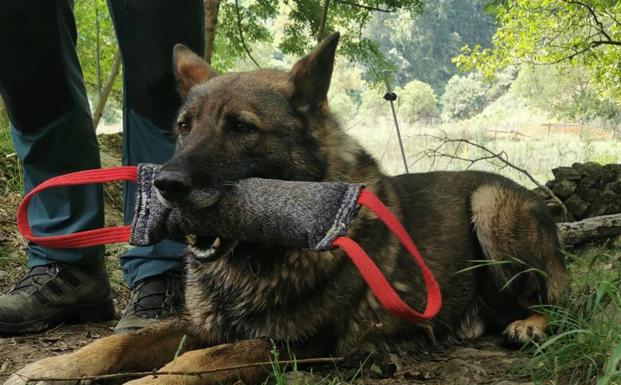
[3,354,84,385]
[503,316,545,347]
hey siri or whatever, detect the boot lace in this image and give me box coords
[124,274,182,318]
[10,263,60,294]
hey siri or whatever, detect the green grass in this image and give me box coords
[522,247,621,385]
[0,111,22,194]
[450,246,621,384]
[265,343,368,385]
[0,112,26,278]
[348,120,620,189]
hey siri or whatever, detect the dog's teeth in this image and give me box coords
[212,237,221,249]
[190,245,215,259]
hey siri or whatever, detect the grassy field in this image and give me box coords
[345,117,620,188]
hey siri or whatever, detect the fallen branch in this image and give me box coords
[558,213,621,246]
[418,133,569,221]
[21,356,344,383]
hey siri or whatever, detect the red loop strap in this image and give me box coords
[332,189,442,323]
[17,168,441,323]
[16,166,137,249]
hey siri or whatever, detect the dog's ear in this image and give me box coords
[288,32,340,111]
[173,44,218,97]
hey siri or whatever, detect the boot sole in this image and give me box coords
[0,297,116,335]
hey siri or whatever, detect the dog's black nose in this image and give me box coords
[154,171,191,202]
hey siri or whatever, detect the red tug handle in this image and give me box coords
[333,190,441,322]
[16,167,441,323]
[16,166,137,249]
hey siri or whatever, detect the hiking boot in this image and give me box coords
[114,272,184,333]
[0,262,115,335]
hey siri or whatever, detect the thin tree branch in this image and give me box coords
[234,0,261,68]
[590,39,621,46]
[333,0,395,13]
[523,1,621,66]
[531,41,610,65]
[20,357,344,383]
[418,133,568,220]
[561,0,614,42]
[603,9,621,27]
[358,9,371,39]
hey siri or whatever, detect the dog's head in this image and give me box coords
[154,33,344,259]
[154,33,341,208]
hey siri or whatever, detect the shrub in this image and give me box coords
[395,80,438,124]
[358,86,391,122]
[440,73,489,121]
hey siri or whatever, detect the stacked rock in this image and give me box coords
[533,162,621,222]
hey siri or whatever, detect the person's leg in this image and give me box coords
[0,0,114,334]
[107,0,204,332]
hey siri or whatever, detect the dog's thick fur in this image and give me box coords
[6,33,569,385]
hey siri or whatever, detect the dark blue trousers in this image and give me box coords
[0,0,204,287]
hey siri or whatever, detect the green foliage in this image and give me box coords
[440,73,490,121]
[511,64,621,124]
[485,65,517,102]
[523,247,621,385]
[211,0,278,70]
[454,0,621,101]
[328,60,365,121]
[394,80,438,123]
[211,0,423,85]
[0,100,9,152]
[366,0,497,92]
[74,0,122,119]
[358,87,391,121]
[0,103,22,194]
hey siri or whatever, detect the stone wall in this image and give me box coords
[533,162,621,222]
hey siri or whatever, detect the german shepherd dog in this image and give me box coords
[6,33,569,385]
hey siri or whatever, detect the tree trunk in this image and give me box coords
[317,0,331,42]
[92,50,121,131]
[558,213,621,246]
[95,0,102,93]
[203,0,221,64]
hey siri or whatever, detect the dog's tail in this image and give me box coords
[470,184,569,306]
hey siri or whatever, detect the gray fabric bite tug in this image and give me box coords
[129,163,364,251]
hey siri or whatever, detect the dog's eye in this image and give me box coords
[227,117,258,135]
[177,119,191,135]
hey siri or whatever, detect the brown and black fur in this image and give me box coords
[5,33,569,385]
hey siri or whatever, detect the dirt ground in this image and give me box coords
[0,320,532,385]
